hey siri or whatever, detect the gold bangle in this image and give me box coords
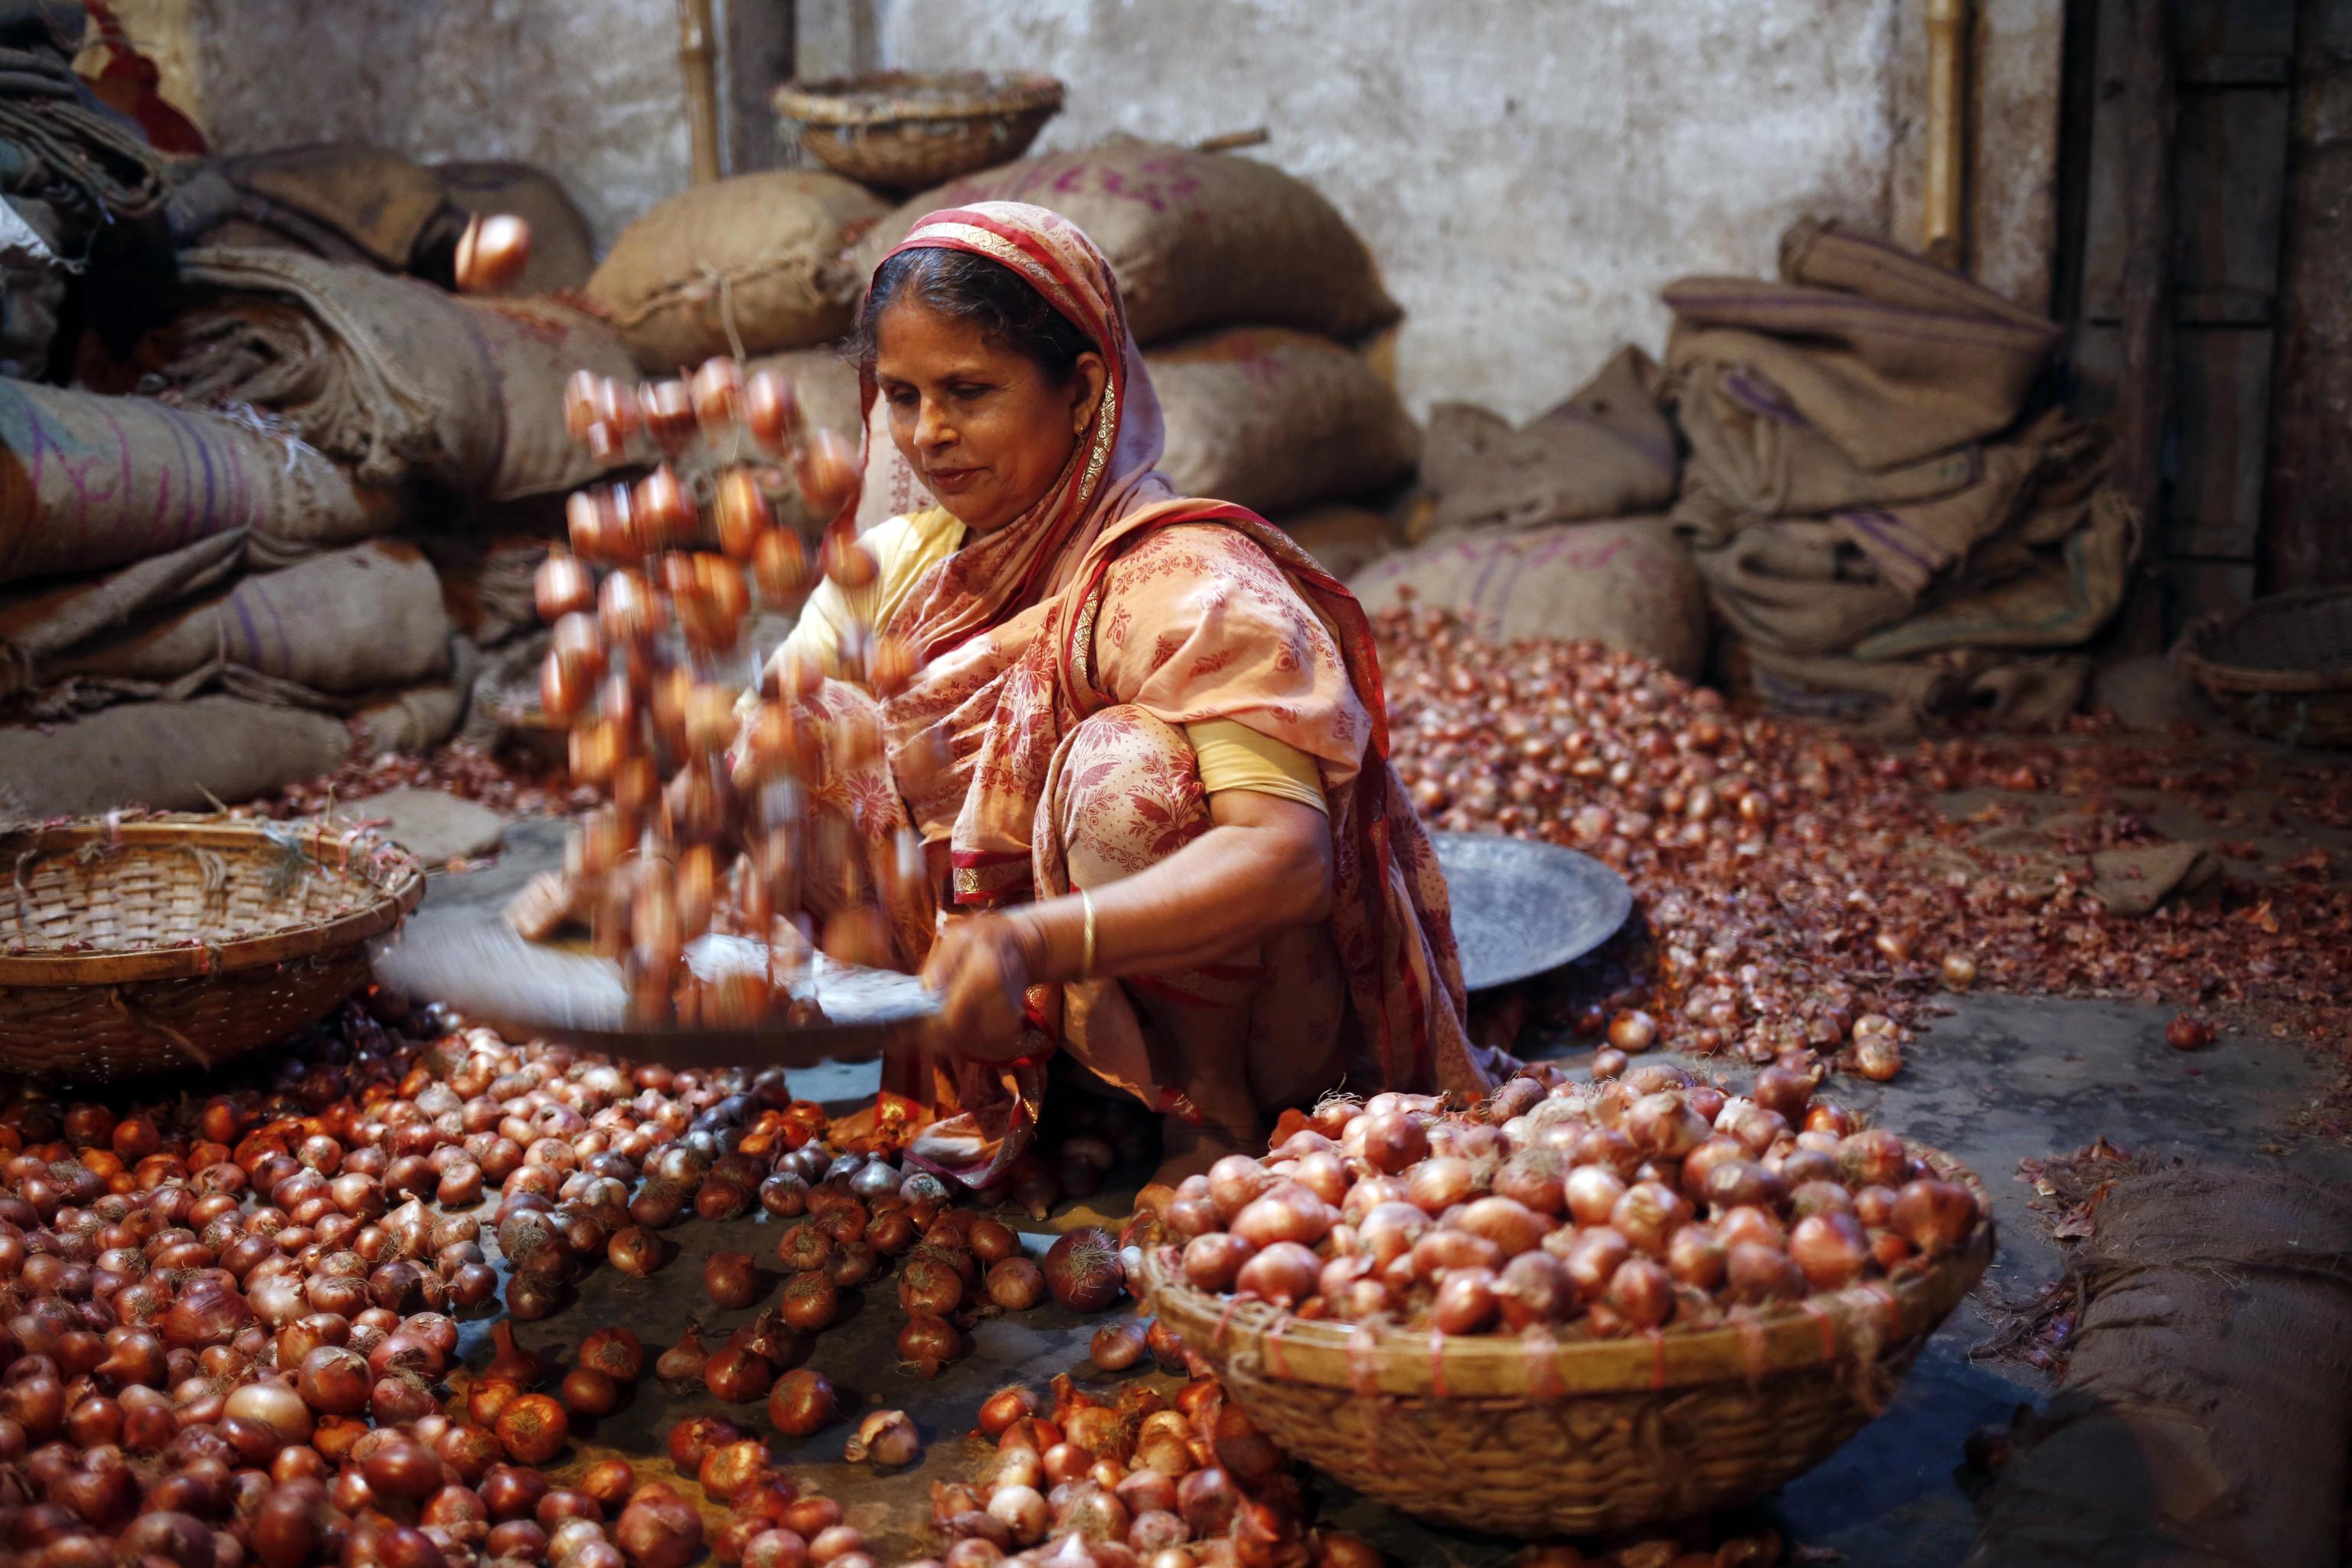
[1076,887,1097,980]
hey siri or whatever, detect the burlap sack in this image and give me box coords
[857,142,1400,347]
[433,159,596,296]
[41,540,449,705]
[1828,411,2098,595]
[0,531,244,697]
[1683,511,1911,658]
[1351,518,1707,678]
[1681,421,2126,661]
[351,679,466,755]
[744,345,862,442]
[0,380,389,588]
[1150,327,1419,518]
[1852,489,2140,662]
[157,249,640,501]
[427,533,548,648]
[1273,505,1396,580]
[213,142,463,273]
[351,637,476,755]
[465,295,645,500]
[1738,642,2092,736]
[1416,347,1678,541]
[1672,360,1982,517]
[0,694,351,818]
[1664,217,2060,471]
[587,170,887,372]
[1962,1167,2352,1568]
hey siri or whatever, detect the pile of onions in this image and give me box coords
[1165,1067,1982,1336]
[939,1372,1382,1567]
[1379,605,2352,1071]
[0,991,1028,1568]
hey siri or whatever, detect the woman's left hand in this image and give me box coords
[919,913,1044,1060]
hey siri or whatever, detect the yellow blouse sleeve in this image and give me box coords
[776,508,965,678]
[1186,718,1328,815]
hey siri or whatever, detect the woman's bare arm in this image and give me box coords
[917,790,1332,1055]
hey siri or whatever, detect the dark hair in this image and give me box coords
[851,247,1094,382]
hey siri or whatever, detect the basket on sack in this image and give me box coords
[2174,586,2352,747]
[0,816,425,1081]
[773,71,1064,192]
[1142,1144,1992,1539]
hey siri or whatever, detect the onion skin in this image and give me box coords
[1042,1228,1125,1312]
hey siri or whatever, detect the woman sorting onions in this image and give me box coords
[772,202,1501,1184]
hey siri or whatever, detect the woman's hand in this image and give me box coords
[919,912,1047,1061]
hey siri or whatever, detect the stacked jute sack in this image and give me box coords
[1,108,639,814]
[586,140,1419,580]
[1351,345,1709,677]
[1664,218,2138,732]
[163,139,600,297]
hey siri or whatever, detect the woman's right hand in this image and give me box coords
[919,911,1047,1062]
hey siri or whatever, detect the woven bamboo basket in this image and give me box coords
[1142,1145,1992,1538]
[0,816,424,1080]
[2174,585,2352,747]
[773,71,1063,191]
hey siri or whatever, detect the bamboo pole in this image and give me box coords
[678,0,723,185]
[1922,0,1970,270]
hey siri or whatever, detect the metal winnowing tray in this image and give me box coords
[368,831,1629,1066]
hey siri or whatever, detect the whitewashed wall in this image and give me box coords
[95,0,2063,423]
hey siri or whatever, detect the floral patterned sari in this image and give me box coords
[828,202,1498,1180]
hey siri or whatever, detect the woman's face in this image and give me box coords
[874,297,1108,535]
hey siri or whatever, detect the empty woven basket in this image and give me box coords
[0,816,424,1081]
[2174,585,2352,746]
[1142,1143,1992,1538]
[773,71,1063,191]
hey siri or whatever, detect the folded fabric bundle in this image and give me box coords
[152,248,642,504]
[1664,217,2060,473]
[1416,346,1680,539]
[0,379,394,589]
[1,539,449,717]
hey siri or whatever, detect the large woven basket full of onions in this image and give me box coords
[1137,1067,1994,1538]
[0,816,424,1080]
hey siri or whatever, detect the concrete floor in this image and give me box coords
[418,813,2352,1566]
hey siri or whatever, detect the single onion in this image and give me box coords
[766,1368,837,1437]
[844,1408,920,1467]
[1042,1229,1124,1312]
[1233,1242,1318,1306]
[704,1251,760,1310]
